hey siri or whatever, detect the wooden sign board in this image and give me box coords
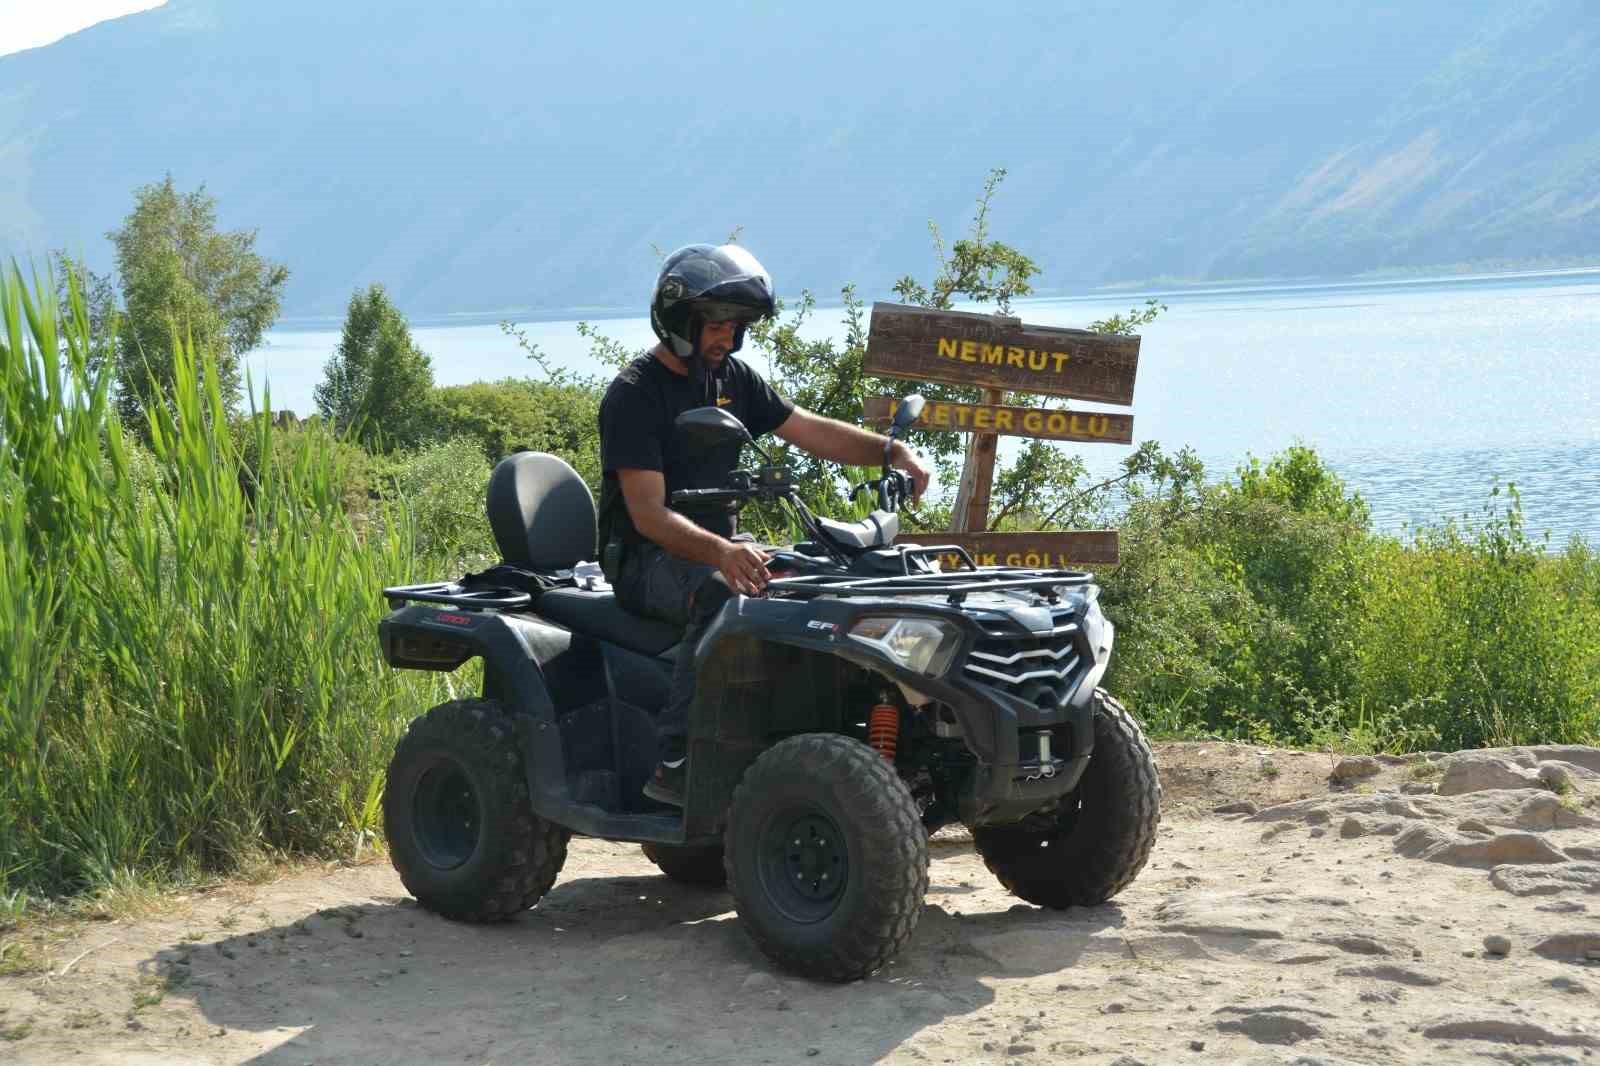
[864,302,1140,406]
[897,531,1120,568]
[863,395,1133,445]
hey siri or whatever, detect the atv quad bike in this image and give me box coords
[379,395,1160,981]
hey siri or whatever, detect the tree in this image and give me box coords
[314,284,436,451]
[108,176,288,426]
[51,251,120,378]
[749,169,1163,533]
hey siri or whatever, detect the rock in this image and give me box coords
[1154,894,1286,940]
[1537,901,1588,914]
[1334,964,1443,986]
[1110,1058,1146,1066]
[1539,763,1578,793]
[1547,976,1589,995]
[1340,816,1367,839]
[1005,1044,1035,1056]
[1531,932,1600,962]
[1188,1040,1206,1051]
[1437,755,1544,796]
[741,971,778,993]
[1513,791,1598,830]
[1567,845,1600,861]
[1393,825,1569,867]
[806,1048,820,1057]
[1400,782,1435,795]
[1457,818,1492,835]
[1482,934,1512,956]
[1249,794,1423,826]
[1100,1002,1126,1014]
[1213,800,1258,815]
[1521,746,1600,774]
[1313,934,1393,957]
[1332,756,1383,782]
[1213,1004,1331,1045]
[1422,1017,1600,1048]
[1489,863,1600,897]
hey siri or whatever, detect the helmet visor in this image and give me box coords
[695,299,767,324]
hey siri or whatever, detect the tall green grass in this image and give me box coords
[1,264,457,900]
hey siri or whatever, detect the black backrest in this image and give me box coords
[486,452,596,571]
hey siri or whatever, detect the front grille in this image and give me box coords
[963,618,1084,709]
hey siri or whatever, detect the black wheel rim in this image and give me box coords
[758,807,849,923]
[412,758,482,870]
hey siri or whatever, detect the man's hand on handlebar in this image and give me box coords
[890,442,932,500]
[718,540,771,596]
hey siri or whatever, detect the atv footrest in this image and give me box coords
[550,804,715,848]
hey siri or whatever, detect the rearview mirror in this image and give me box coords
[674,406,753,450]
[892,394,926,434]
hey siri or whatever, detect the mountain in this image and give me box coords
[3,0,1598,318]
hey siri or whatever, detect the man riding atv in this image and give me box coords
[599,243,932,806]
[377,247,1160,982]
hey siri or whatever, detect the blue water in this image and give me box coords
[248,269,1600,545]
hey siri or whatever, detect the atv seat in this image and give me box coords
[816,509,899,551]
[536,588,683,657]
[486,452,684,657]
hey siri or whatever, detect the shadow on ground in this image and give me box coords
[141,846,1128,1065]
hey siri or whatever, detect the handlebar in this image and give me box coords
[851,470,913,512]
[669,487,749,508]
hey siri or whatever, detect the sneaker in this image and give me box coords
[643,757,687,807]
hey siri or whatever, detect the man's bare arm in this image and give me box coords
[616,468,770,594]
[773,407,931,498]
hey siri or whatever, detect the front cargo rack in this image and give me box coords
[767,565,1093,604]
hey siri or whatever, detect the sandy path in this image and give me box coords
[3,742,1597,1065]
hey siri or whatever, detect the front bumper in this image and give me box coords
[698,588,1109,827]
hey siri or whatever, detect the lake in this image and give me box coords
[249,270,1600,545]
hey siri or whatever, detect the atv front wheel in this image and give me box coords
[383,699,569,922]
[724,734,928,982]
[641,843,727,888]
[974,691,1160,908]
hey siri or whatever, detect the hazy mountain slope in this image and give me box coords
[2,0,1595,317]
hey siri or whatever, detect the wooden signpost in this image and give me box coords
[862,395,1133,446]
[863,301,1142,564]
[896,531,1121,569]
[863,302,1139,405]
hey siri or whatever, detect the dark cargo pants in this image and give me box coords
[612,542,734,756]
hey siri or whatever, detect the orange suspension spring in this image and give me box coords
[868,703,899,762]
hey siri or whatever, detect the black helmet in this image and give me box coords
[650,244,775,359]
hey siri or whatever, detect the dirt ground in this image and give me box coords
[3,740,1599,1065]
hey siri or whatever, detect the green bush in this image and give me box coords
[384,436,496,570]
[1101,449,1599,751]
[431,377,602,492]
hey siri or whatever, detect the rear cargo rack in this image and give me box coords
[382,581,534,611]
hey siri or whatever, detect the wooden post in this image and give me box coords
[950,388,1004,532]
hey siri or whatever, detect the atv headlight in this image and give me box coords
[1080,596,1114,663]
[848,616,961,677]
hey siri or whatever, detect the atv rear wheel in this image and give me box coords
[974,691,1160,909]
[383,699,569,922]
[641,843,727,888]
[724,734,928,982]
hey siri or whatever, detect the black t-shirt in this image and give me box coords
[597,353,794,550]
